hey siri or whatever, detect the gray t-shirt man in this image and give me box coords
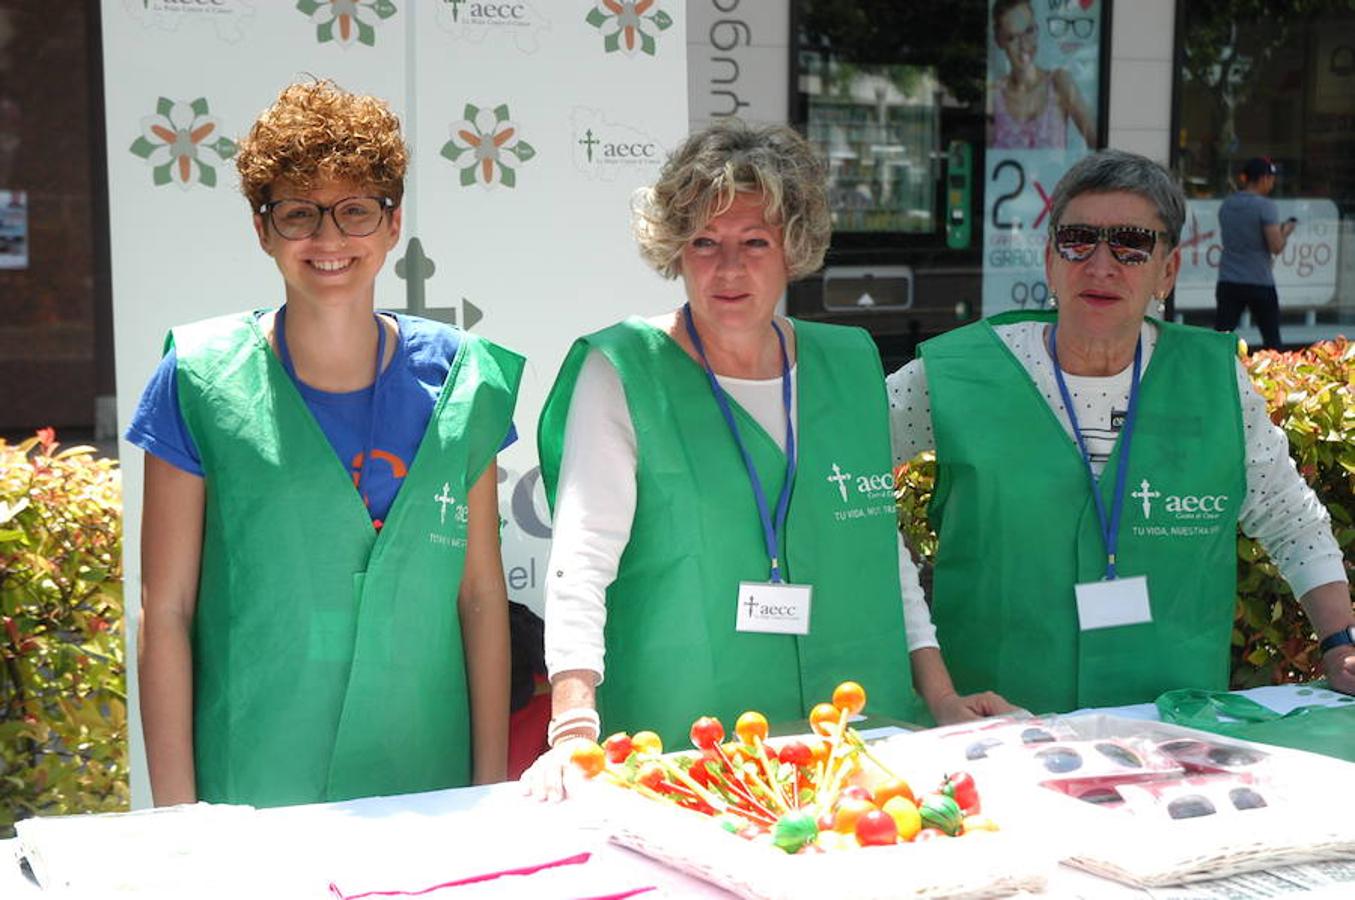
[1218,190,1279,286]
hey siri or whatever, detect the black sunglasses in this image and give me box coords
[1052,224,1169,266]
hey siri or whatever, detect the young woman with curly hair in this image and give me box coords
[128,81,522,807]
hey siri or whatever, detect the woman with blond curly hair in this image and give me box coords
[128,80,522,807]
[523,120,1009,799]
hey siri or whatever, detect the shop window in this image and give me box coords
[1175,2,1355,341]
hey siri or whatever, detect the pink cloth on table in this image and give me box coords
[992,75,1067,149]
[327,851,656,900]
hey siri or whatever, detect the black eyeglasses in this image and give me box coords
[257,196,394,240]
[1047,16,1094,39]
[1052,224,1169,266]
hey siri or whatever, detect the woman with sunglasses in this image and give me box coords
[128,81,522,807]
[989,0,1095,150]
[889,149,1352,714]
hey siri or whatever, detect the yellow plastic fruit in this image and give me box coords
[882,795,923,841]
[962,815,1000,834]
[631,730,663,755]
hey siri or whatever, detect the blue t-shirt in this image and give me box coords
[126,312,516,522]
[1218,190,1278,286]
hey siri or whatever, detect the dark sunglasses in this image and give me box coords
[1052,224,1169,266]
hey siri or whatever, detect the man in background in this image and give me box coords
[1214,156,1295,350]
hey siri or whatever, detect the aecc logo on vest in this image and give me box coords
[430,482,469,548]
[826,463,896,522]
[1131,477,1230,538]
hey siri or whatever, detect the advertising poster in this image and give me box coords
[0,189,25,269]
[982,0,1102,314]
[102,0,688,807]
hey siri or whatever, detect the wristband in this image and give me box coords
[1318,625,1355,655]
[547,708,600,748]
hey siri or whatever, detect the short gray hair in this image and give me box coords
[632,119,832,281]
[1048,149,1186,247]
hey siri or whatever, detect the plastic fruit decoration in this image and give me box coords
[832,681,867,717]
[831,796,876,835]
[940,770,981,815]
[919,793,964,837]
[777,740,813,768]
[808,702,839,737]
[631,730,663,755]
[735,711,769,745]
[569,741,606,778]
[854,809,899,846]
[772,810,819,853]
[689,716,725,751]
[602,732,633,764]
[962,815,1000,834]
[881,795,922,841]
[564,680,992,854]
[872,777,915,807]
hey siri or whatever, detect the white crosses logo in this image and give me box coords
[434,482,457,525]
[1132,478,1160,519]
[827,463,853,503]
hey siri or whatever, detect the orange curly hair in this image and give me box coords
[236,80,407,211]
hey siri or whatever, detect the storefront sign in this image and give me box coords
[1174,198,1341,309]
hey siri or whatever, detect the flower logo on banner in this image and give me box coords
[128,97,238,189]
[441,104,536,189]
[584,0,673,56]
[296,0,397,48]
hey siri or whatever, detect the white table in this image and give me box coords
[6,685,1352,898]
[3,782,729,899]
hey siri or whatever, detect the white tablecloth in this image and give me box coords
[5,685,1353,898]
[2,782,728,899]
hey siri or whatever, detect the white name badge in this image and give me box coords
[1075,575,1153,631]
[736,582,813,635]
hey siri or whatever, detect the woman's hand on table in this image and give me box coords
[520,736,593,802]
[929,690,1021,726]
[1323,646,1355,696]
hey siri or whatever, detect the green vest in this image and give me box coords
[539,318,917,747]
[922,311,1244,714]
[172,311,522,807]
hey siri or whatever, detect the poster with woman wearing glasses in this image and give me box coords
[982,0,1104,316]
[988,0,1096,150]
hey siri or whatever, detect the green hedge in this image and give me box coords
[1,430,128,837]
[895,337,1354,691]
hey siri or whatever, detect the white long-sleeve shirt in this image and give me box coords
[886,320,1345,599]
[544,346,936,682]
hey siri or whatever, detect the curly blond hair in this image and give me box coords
[632,120,831,281]
[236,80,407,211]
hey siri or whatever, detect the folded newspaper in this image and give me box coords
[15,802,259,895]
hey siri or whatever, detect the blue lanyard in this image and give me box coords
[275,305,387,525]
[1047,324,1142,580]
[682,304,797,583]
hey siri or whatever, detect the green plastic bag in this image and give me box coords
[1156,685,1355,763]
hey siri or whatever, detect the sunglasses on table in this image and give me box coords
[1052,224,1170,266]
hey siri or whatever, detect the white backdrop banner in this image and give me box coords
[102,0,688,807]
